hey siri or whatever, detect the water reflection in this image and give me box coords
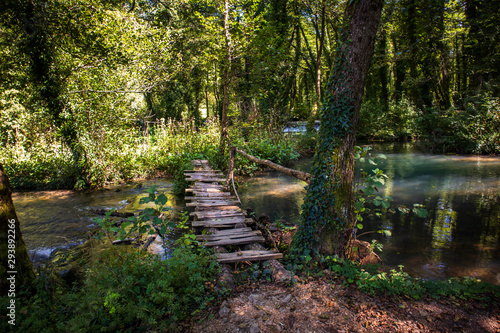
[239,143,500,284]
[12,179,180,263]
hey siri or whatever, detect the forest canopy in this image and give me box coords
[0,0,499,190]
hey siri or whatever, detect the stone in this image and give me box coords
[249,322,260,333]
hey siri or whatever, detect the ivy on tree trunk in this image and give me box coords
[292,0,384,258]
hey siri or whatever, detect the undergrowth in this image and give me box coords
[0,118,312,191]
[286,255,500,302]
[1,244,220,333]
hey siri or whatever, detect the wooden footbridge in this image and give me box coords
[185,160,283,263]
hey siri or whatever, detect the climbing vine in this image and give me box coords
[291,0,384,259]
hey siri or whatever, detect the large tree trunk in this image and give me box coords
[1,164,35,295]
[292,0,384,258]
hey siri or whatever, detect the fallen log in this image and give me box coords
[235,148,311,184]
[112,237,136,245]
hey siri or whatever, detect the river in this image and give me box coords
[238,142,500,285]
[12,179,180,263]
[12,142,500,284]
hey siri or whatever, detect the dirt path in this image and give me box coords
[186,273,500,333]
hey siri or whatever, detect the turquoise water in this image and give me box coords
[238,143,500,284]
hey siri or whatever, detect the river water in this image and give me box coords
[238,142,500,285]
[12,143,500,284]
[12,179,180,263]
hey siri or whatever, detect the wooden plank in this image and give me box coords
[197,227,252,236]
[184,194,235,200]
[195,216,247,223]
[187,193,233,198]
[191,217,252,227]
[196,230,261,241]
[215,250,283,263]
[186,201,240,207]
[186,174,225,179]
[192,209,243,217]
[192,222,239,228]
[190,210,243,218]
[191,159,209,164]
[184,170,224,176]
[193,183,224,188]
[186,178,226,183]
[185,187,224,193]
[186,185,224,191]
[191,199,239,204]
[203,235,265,247]
[195,205,243,213]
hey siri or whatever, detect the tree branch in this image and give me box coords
[235,148,311,184]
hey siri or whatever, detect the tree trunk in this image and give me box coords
[1,164,35,295]
[219,0,232,156]
[292,0,384,258]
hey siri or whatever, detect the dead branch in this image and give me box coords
[235,148,312,184]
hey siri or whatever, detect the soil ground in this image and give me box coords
[185,272,500,333]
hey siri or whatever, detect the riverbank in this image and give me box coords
[186,275,500,333]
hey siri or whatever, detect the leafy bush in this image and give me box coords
[231,129,301,175]
[72,246,219,331]
[322,257,500,301]
[358,96,419,141]
[4,245,219,333]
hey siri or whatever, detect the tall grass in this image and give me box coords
[0,118,221,190]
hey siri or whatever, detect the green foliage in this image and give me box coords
[232,129,301,175]
[359,94,499,155]
[319,258,500,301]
[0,118,221,190]
[353,146,428,229]
[73,247,219,331]
[416,94,500,154]
[358,96,419,140]
[94,185,175,243]
[3,246,219,333]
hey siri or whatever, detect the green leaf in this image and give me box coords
[356,223,363,230]
[413,208,429,218]
[142,208,156,217]
[139,196,152,204]
[155,193,168,206]
[145,185,157,195]
[363,186,375,195]
[121,221,132,229]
